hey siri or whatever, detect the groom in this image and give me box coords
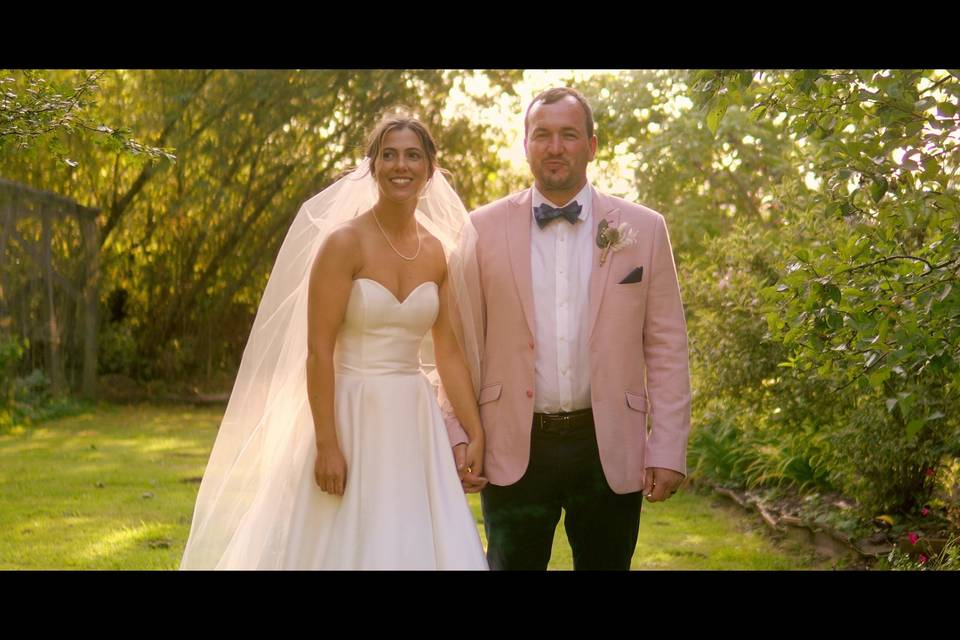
[446,87,691,570]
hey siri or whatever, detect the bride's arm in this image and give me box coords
[306,227,359,496]
[432,265,487,489]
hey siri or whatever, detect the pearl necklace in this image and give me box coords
[372,207,421,261]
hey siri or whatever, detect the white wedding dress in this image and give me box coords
[211,277,488,570]
[180,157,488,571]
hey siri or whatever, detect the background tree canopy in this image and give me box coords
[575,69,960,524]
[1,69,525,384]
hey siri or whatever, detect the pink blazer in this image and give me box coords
[444,188,691,494]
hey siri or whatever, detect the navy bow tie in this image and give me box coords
[534,201,582,229]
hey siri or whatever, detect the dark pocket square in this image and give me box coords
[618,267,643,284]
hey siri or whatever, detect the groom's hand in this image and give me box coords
[453,443,487,493]
[643,467,684,503]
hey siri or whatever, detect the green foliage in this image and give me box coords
[880,533,960,570]
[679,69,960,517]
[832,395,949,513]
[0,356,89,431]
[0,334,27,428]
[0,334,26,391]
[1,70,520,383]
[97,322,139,376]
[683,224,840,495]
[577,70,808,255]
[575,69,960,527]
[0,70,175,165]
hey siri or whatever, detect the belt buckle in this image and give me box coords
[535,410,586,434]
[545,412,569,433]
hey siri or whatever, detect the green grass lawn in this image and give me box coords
[1,404,833,570]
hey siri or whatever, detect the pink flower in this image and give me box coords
[919,554,928,565]
[921,507,930,517]
[908,532,919,545]
[925,468,936,477]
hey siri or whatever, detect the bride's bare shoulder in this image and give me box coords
[312,219,369,277]
[320,218,368,256]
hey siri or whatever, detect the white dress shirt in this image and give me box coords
[530,183,594,413]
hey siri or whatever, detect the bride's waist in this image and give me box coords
[334,362,424,376]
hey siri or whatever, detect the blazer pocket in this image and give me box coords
[478,383,502,405]
[618,266,643,285]
[625,391,648,413]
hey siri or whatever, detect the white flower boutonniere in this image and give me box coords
[596,219,638,266]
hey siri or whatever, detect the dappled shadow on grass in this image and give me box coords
[76,521,178,566]
[1,437,215,486]
[2,511,182,569]
[0,404,224,569]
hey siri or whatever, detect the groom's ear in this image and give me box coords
[588,134,598,161]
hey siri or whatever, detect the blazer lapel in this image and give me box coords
[506,189,536,338]
[588,190,620,342]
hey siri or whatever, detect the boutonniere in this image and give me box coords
[595,219,638,266]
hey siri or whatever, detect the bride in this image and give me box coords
[179,111,488,570]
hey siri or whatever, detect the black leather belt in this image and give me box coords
[532,408,594,434]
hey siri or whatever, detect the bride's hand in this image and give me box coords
[314,444,348,496]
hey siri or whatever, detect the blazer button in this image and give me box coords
[526,389,534,398]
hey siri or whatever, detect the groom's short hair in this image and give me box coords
[524,87,595,140]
